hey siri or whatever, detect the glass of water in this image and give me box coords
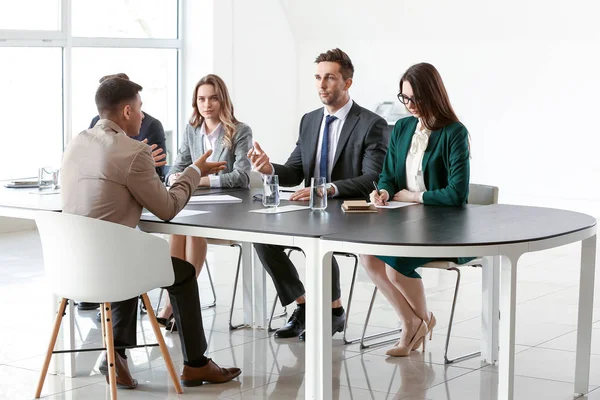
[38,167,59,190]
[262,175,280,207]
[309,177,327,211]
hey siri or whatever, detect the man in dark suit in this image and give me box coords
[248,48,389,340]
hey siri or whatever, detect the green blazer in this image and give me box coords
[377,116,470,206]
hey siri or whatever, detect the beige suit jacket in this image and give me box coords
[61,119,200,228]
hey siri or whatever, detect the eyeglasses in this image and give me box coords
[397,93,418,106]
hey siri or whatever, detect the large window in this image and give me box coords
[0,1,182,181]
[0,48,63,179]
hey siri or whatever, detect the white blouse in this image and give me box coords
[405,120,430,203]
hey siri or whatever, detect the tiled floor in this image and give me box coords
[1,228,599,399]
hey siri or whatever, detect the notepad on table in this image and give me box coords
[187,195,242,204]
[341,200,377,213]
[373,201,416,209]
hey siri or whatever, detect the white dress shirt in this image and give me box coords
[312,98,354,196]
[200,122,222,188]
[405,120,429,203]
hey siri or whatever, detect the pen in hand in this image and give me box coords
[372,181,386,205]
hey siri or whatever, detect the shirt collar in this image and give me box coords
[323,97,353,121]
[200,122,222,137]
[96,119,127,136]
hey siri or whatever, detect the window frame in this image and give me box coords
[0,0,184,153]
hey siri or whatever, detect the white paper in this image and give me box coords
[279,191,296,201]
[142,210,210,218]
[372,201,416,209]
[249,205,310,214]
[187,195,242,204]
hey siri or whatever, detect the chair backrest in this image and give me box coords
[468,183,499,205]
[35,212,174,303]
[249,170,263,189]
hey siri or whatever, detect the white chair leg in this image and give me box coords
[228,244,247,330]
[268,294,288,332]
[201,260,217,310]
[35,298,68,399]
[341,254,362,344]
[444,267,480,364]
[359,287,401,349]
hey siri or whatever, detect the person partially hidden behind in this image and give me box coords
[248,48,388,341]
[61,77,241,388]
[79,72,168,312]
[362,62,473,357]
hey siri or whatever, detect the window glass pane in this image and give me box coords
[0,0,61,31]
[0,48,63,180]
[71,48,178,163]
[72,0,178,39]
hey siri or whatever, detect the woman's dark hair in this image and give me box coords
[95,78,142,116]
[400,63,458,131]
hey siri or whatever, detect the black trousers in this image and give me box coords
[254,243,341,307]
[110,257,207,362]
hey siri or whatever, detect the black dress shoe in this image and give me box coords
[78,302,99,311]
[299,310,346,341]
[274,306,305,338]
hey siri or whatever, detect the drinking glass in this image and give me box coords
[38,167,59,190]
[262,175,280,207]
[309,177,327,211]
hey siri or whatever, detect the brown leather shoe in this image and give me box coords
[99,351,138,389]
[180,359,241,387]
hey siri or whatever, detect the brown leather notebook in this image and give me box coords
[341,200,377,213]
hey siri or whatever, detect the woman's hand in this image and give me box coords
[393,189,420,203]
[369,189,389,206]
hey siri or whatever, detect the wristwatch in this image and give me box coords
[325,183,335,197]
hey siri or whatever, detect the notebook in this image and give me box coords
[187,195,242,204]
[341,200,378,213]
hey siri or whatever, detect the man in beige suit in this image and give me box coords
[61,77,241,389]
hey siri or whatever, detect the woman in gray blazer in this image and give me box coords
[158,74,253,328]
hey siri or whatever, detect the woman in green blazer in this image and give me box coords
[362,63,471,357]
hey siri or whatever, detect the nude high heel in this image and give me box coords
[385,319,428,357]
[427,312,436,340]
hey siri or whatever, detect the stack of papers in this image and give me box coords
[188,195,242,204]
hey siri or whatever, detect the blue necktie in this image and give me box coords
[319,115,337,181]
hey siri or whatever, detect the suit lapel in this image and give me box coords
[396,118,418,190]
[305,112,323,181]
[212,128,227,161]
[421,128,442,174]
[332,102,360,167]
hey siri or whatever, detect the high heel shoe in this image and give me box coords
[156,313,173,327]
[385,319,428,357]
[427,312,436,340]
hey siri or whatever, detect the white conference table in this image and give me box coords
[1,185,597,400]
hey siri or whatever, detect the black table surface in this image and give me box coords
[322,203,597,246]
[140,189,597,245]
[140,189,356,238]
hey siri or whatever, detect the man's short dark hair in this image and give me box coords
[95,78,143,116]
[99,73,129,83]
[314,48,354,80]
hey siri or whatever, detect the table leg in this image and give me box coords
[499,251,520,400]
[241,242,254,327]
[481,255,500,364]
[252,245,267,328]
[574,234,597,396]
[303,239,332,400]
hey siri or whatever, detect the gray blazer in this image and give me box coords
[273,101,389,198]
[168,122,253,188]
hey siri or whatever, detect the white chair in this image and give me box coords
[358,183,499,364]
[34,212,183,399]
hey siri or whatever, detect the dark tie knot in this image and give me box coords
[325,115,337,125]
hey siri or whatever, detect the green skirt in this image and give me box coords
[376,256,476,279]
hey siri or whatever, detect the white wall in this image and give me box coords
[184,0,297,164]
[192,0,600,215]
